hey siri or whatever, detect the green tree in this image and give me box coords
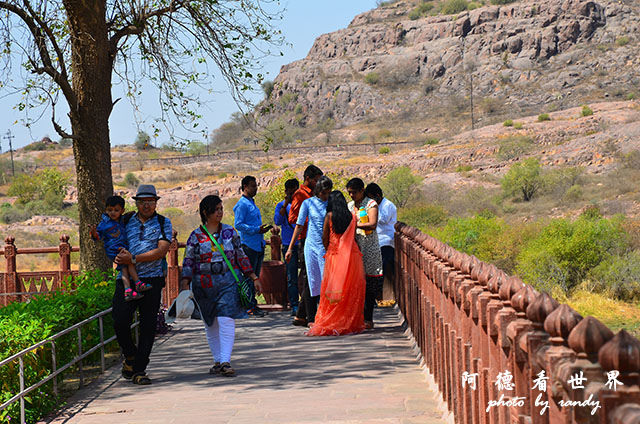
[0,0,283,270]
[380,166,423,208]
[8,168,70,206]
[501,158,544,201]
[134,131,151,150]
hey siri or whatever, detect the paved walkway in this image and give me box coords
[43,307,449,424]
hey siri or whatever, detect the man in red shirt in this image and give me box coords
[288,164,323,326]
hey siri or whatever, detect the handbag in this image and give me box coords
[201,225,253,308]
[165,289,196,323]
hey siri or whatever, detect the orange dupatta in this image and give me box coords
[324,215,359,304]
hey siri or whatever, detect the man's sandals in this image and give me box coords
[131,372,152,385]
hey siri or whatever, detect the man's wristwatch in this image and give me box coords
[131,256,137,265]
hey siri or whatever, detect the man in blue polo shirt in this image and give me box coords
[113,184,172,385]
[234,175,272,317]
[274,178,300,316]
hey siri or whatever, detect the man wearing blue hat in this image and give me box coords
[113,184,172,385]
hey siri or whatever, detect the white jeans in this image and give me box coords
[204,316,235,364]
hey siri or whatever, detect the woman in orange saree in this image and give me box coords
[307,191,366,336]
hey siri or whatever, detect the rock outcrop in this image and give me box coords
[262,0,640,127]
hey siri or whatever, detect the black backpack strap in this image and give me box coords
[156,214,168,241]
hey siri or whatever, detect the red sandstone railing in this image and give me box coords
[0,235,79,307]
[1,233,285,309]
[394,222,640,424]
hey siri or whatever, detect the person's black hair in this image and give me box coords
[241,175,256,191]
[365,182,383,199]
[346,177,365,191]
[303,164,323,180]
[284,178,300,190]
[314,175,333,195]
[199,195,223,225]
[326,190,352,234]
[105,195,125,209]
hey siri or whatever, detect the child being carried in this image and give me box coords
[89,195,152,301]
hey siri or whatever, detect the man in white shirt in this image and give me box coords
[365,183,397,300]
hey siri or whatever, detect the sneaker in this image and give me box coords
[209,362,221,375]
[135,281,153,293]
[219,362,235,377]
[124,288,143,302]
[121,360,134,380]
[247,306,266,317]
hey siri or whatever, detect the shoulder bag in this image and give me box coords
[201,226,252,308]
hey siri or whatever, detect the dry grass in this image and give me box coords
[566,290,640,339]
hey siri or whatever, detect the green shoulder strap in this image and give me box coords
[200,225,241,283]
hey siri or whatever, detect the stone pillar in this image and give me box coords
[3,236,18,305]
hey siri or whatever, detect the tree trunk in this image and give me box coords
[64,0,113,271]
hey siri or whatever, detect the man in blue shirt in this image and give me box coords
[274,178,300,316]
[113,184,172,385]
[234,175,272,317]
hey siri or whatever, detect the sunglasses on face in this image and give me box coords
[136,199,157,206]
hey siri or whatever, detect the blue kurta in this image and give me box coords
[297,196,327,297]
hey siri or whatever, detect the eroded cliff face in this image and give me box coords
[262,0,640,127]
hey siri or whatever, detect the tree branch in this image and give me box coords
[0,1,77,110]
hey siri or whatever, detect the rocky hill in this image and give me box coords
[262,0,640,131]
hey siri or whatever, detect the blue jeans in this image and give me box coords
[282,244,299,308]
[242,244,264,309]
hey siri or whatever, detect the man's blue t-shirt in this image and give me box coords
[124,213,172,279]
[274,200,298,247]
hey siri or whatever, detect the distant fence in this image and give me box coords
[394,222,640,424]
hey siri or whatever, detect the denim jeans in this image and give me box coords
[282,244,299,308]
[242,244,264,309]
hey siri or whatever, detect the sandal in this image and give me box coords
[364,320,374,330]
[121,359,134,380]
[135,281,153,293]
[124,288,144,301]
[292,317,307,327]
[219,362,235,377]
[131,372,152,385]
[209,362,221,375]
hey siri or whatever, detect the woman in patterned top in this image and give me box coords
[346,178,383,330]
[180,195,261,376]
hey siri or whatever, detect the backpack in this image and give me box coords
[123,212,169,275]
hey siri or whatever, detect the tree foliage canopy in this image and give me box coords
[0,0,284,139]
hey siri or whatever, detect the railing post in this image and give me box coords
[58,234,72,290]
[164,230,179,306]
[3,236,18,306]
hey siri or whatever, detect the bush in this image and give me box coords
[398,204,448,231]
[563,184,583,202]
[254,169,298,228]
[627,93,636,100]
[497,135,534,161]
[0,271,116,423]
[455,165,473,172]
[409,1,434,20]
[581,105,594,117]
[588,251,640,301]
[516,216,629,293]
[185,141,207,156]
[380,166,423,208]
[378,147,390,154]
[133,131,151,150]
[441,0,468,14]
[616,36,630,47]
[503,119,514,127]
[261,80,274,98]
[8,168,70,207]
[424,137,439,146]
[432,214,504,258]
[0,203,32,224]
[491,0,518,4]
[501,158,544,201]
[364,72,380,85]
[514,122,524,129]
[123,172,140,188]
[537,113,551,122]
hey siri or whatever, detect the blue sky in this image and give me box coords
[0,1,378,150]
